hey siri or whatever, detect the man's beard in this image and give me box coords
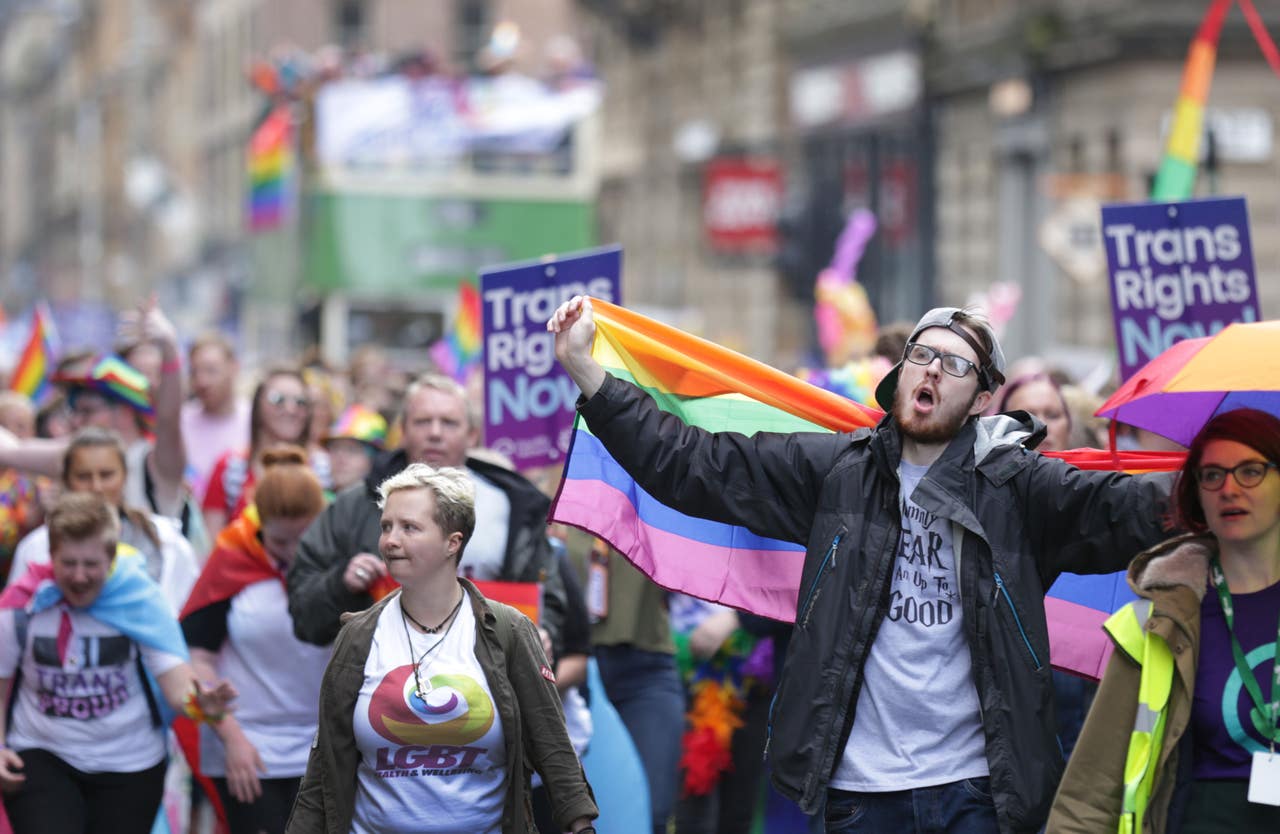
[893,386,980,444]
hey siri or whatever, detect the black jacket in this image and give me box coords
[286,449,566,649]
[579,374,1173,834]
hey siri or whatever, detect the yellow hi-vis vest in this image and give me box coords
[1105,599,1176,834]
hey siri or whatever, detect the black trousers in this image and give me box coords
[212,775,302,834]
[4,748,166,834]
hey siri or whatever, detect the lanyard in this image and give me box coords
[1209,556,1280,748]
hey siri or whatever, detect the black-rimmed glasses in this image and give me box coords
[1195,461,1278,491]
[903,343,978,379]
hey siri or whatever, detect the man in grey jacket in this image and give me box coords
[548,298,1172,834]
[286,373,566,650]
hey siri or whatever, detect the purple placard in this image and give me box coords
[480,246,622,471]
[1102,196,1260,381]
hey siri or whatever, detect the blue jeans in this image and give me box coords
[595,644,686,834]
[824,778,999,833]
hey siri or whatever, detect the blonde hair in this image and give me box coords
[377,464,476,560]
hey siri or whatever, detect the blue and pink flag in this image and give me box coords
[550,299,1185,680]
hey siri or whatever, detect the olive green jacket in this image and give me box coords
[286,579,598,834]
[1047,535,1213,834]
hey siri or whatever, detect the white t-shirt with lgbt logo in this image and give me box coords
[351,595,506,834]
[831,459,988,790]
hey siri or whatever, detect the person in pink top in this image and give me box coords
[181,334,249,502]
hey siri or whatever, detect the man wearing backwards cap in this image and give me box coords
[549,298,1173,834]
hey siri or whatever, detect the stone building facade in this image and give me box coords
[580,0,1280,372]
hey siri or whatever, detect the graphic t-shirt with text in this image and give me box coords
[0,606,184,773]
[351,596,506,834]
[832,460,988,790]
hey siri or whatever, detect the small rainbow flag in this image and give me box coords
[364,576,541,625]
[551,299,1184,679]
[471,579,541,625]
[429,282,483,381]
[8,303,58,406]
[248,105,293,232]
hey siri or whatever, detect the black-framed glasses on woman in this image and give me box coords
[903,343,978,379]
[1195,460,1278,491]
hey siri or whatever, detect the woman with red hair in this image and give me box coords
[1050,408,1280,833]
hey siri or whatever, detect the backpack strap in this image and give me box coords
[13,608,28,654]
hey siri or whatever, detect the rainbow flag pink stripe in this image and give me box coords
[8,303,57,405]
[551,299,1186,679]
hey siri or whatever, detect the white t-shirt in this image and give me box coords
[0,606,185,773]
[9,517,199,617]
[462,470,510,581]
[351,595,506,834]
[831,460,988,791]
[198,580,330,778]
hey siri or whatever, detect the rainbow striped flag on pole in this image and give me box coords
[429,282,483,381]
[1150,0,1231,200]
[248,105,294,232]
[8,303,58,406]
[550,299,1184,679]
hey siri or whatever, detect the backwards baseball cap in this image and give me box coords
[54,354,155,418]
[324,404,387,449]
[873,307,1007,411]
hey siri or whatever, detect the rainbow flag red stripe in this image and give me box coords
[551,299,1185,679]
[8,303,57,405]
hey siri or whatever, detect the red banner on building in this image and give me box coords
[702,157,783,253]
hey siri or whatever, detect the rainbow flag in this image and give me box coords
[472,579,541,625]
[8,303,58,406]
[248,105,293,232]
[429,282,483,381]
[550,299,1185,679]
[550,299,882,623]
[1151,0,1230,200]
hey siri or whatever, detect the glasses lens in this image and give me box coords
[1237,463,1270,487]
[905,344,934,366]
[1198,467,1226,489]
[940,355,974,378]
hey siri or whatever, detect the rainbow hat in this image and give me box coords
[324,404,386,449]
[54,354,154,418]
